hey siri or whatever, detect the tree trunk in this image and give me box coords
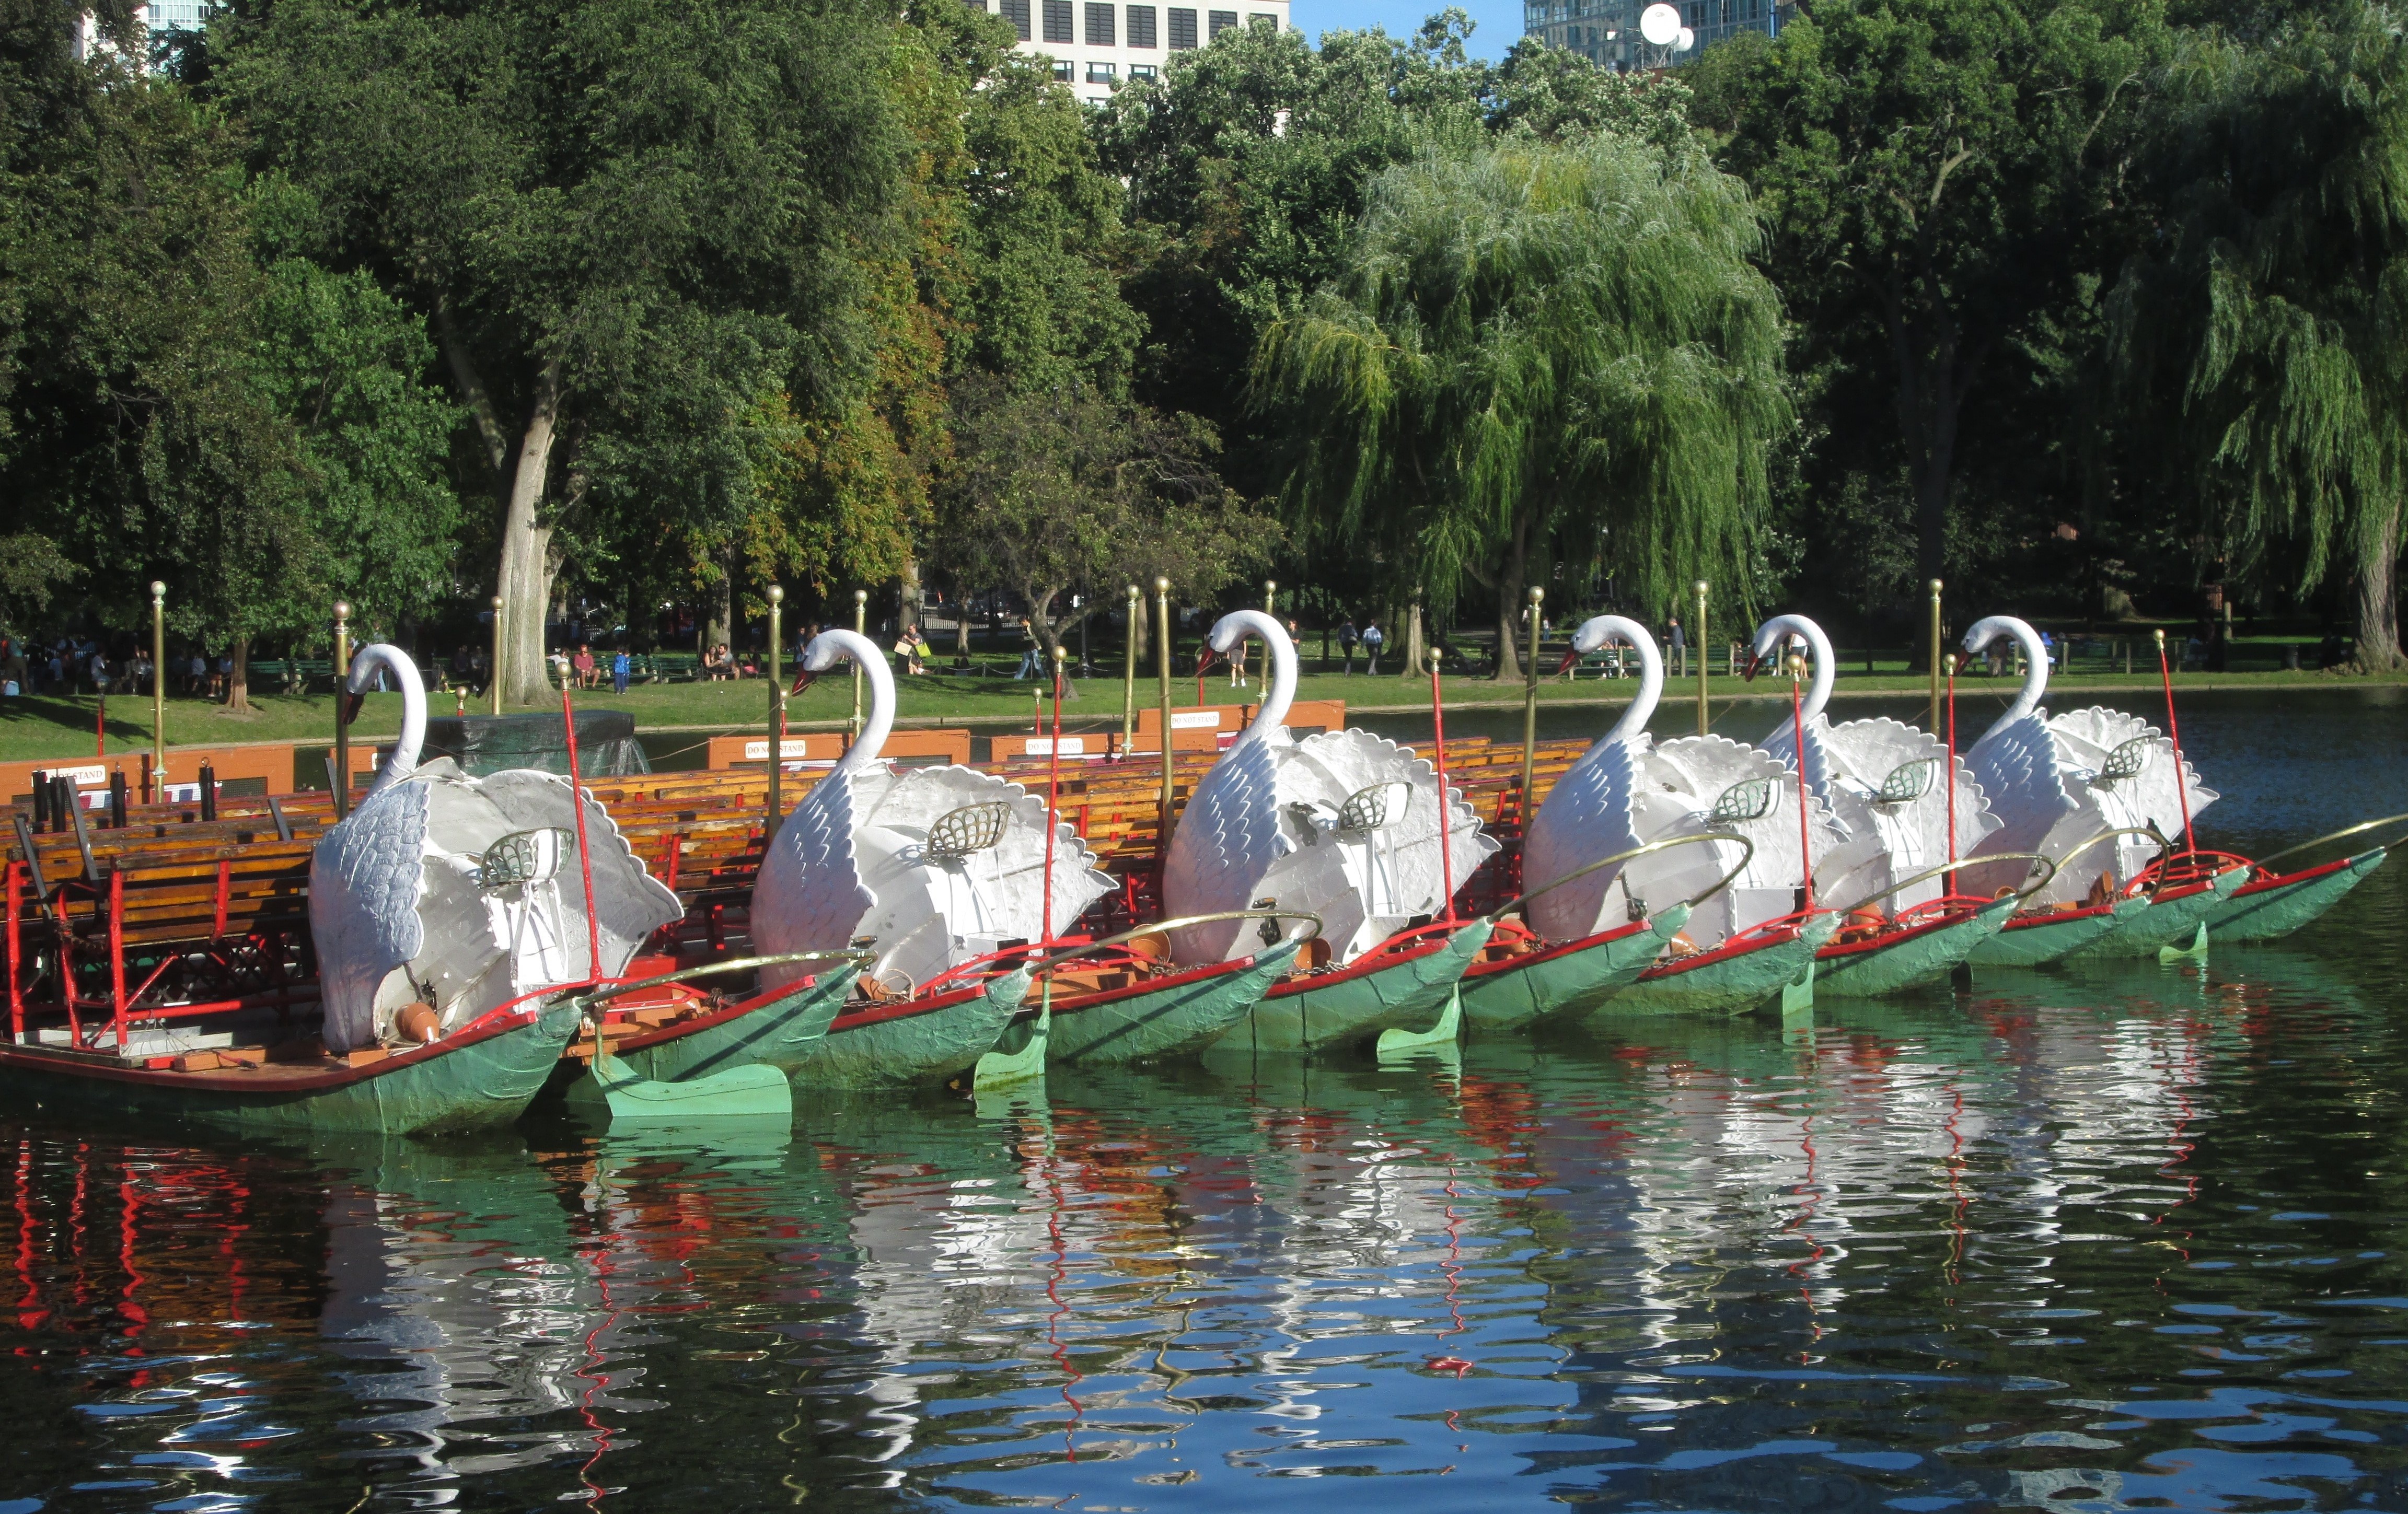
[707,555,733,654]
[498,360,563,706]
[2355,523,2402,671]
[1490,512,1533,681]
[899,555,922,637]
[1401,600,1425,678]
[225,635,252,714]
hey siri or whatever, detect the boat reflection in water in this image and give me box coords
[11,862,2408,1508]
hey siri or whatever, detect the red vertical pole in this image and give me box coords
[1944,657,1959,898]
[5,863,21,1041]
[1042,653,1062,946]
[109,869,126,1053]
[1429,653,1455,922]
[1792,676,1812,912]
[562,688,603,985]
[2155,637,2197,858]
[211,861,230,942]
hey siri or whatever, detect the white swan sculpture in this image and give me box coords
[307,645,682,1056]
[1161,611,1496,967]
[1750,613,1999,913]
[1958,615,2216,903]
[751,630,1110,995]
[1522,616,1846,950]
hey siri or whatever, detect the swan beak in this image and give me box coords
[1195,647,1215,676]
[340,689,366,727]
[1553,647,1580,676]
[1742,651,1767,682]
[790,668,818,695]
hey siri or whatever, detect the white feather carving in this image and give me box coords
[751,630,1110,993]
[1163,611,1496,965]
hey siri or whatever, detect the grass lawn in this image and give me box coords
[1,655,2398,764]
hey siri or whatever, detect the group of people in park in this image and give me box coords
[0,634,237,700]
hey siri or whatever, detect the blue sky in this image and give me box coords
[1292,0,1525,59]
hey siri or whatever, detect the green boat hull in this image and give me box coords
[793,968,1031,1087]
[1046,944,1300,1065]
[1459,906,1688,1031]
[1604,914,1838,1017]
[2203,850,2386,942]
[611,966,861,1082]
[1814,898,2015,997]
[2065,869,2249,960]
[1215,921,1494,1056]
[1966,895,2149,967]
[0,998,583,1136]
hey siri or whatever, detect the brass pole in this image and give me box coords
[1521,585,1543,817]
[489,595,504,716]
[1121,584,1139,754]
[1694,579,1710,737]
[1927,578,1944,731]
[767,584,783,833]
[851,588,867,738]
[332,600,352,821]
[1155,576,1175,858]
[149,580,166,801]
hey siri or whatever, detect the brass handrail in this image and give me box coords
[2244,810,2408,875]
[570,950,875,1010]
[1496,831,1758,924]
[1024,909,1326,979]
[1824,850,2058,917]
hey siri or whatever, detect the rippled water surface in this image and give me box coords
[11,689,2408,1512]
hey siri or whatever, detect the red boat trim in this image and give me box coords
[1039,956,1249,1015]
[829,977,998,1033]
[2002,900,2117,931]
[2231,853,2356,900]
[1263,927,1460,1000]
[1639,921,1806,981]
[1463,918,1654,981]
[1817,903,1982,962]
[0,1009,539,1094]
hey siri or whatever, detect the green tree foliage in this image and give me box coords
[1688,0,2171,621]
[2108,3,2408,666]
[936,376,1269,670]
[216,0,909,702]
[1253,133,1790,678]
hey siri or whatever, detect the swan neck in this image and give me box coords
[1215,610,1294,741]
[823,630,894,773]
[1600,622,1662,746]
[348,645,424,796]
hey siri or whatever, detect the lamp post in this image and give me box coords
[1694,579,1710,736]
[1521,585,1542,816]
[1121,584,1140,754]
[767,585,784,833]
[490,595,504,716]
[332,600,352,821]
[1927,579,1944,732]
[1155,576,1175,857]
[851,588,867,739]
[149,580,166,801]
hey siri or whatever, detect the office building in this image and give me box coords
[1523,0,1787,71]
[966,0,1292,105]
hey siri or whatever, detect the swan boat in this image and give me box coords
[1164,612,1498,1055]
[1518,616,1839,1017]
[1746,615,2018,995]
[1951,616,2245,963]
[0,645,809,1135]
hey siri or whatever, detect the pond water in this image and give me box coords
[9,689,2408,1511]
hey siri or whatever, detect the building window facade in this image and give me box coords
[1043,0,1073,42]
[1168,6,1197,45]
[1001,0,1031,35]
[1087,60,1116,80]
[1084,1,1115,42]
[1249,10,1275,25]
[1051,56,1073,77]
[1127,4,1157,46]
[1130,62,1157,77]
[1208,9,1236,37]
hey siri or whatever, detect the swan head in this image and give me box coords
[1960,615,2043,670]
[802,632,853,674]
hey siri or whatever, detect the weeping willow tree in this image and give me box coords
[1250,132,1789,678]
[2110,4,2408,669]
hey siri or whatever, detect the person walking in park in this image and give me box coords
[611,647,631,693]
[1015,616,1045,680]
[1339,618,1359,675]
[1361,619,1385,676]
[1667,615,1687,679]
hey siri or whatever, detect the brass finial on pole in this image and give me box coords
[1521,585,1543,819]
[332,600,352,821]
[1121,584,1139,754]
[1694,579,1710,737]
[851,588,867,738]
[767,585,784,833]
[149,580,166,800]
[489,595,504,716]
[1927,578,1944,731]
[1155,576,1175,858]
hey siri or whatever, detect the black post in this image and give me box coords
[31,771,48,830]
[200,763,217,822]
[108,769,126,828]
